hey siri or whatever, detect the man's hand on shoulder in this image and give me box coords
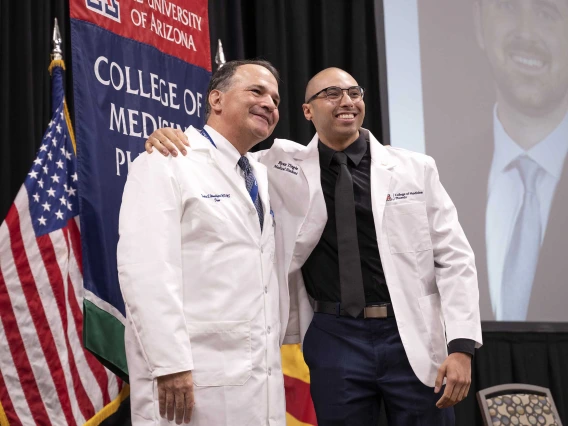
[434,352,472,409]
[157,370,194,424]
[145,127,189,157]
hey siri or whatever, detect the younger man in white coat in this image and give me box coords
[118,60,286,426]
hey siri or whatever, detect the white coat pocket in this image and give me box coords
[385,203,432,253]
[418,293,447,365]
[186,320,252,387]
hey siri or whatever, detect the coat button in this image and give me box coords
[268,368,272,376]
[267,326,271,334]
[264,286,268,294]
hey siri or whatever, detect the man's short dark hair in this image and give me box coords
[205,59,280,120]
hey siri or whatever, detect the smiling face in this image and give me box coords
[302,68,365,149]
[475,0,568,116]
[208,64,280,150]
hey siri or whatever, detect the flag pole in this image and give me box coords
[51,18,63,61]
[49,18,65,73]
[215,38,226,70]
[48,18,76,153]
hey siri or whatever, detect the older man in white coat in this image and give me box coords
[147,67,483,425]
[118,60,286,426]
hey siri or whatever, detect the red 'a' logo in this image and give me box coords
[386,194,392,201]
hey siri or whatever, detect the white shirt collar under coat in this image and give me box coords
[491,104,568,188]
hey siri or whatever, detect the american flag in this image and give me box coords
[0,61,123,425]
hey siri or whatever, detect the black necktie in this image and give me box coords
[333,151,366,317]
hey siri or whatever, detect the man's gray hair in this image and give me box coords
[205,59,280,120]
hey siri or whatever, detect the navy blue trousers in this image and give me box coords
[302,313,455,426]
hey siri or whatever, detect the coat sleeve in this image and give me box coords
[283,269,314,347]
[117,152,194,378]
[283,269,302,345]
[424,156,483,349]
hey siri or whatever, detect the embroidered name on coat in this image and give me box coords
[273,161,299,175]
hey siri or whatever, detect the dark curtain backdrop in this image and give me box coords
[0,0,73,225]
[1,1,566,425]
[208,0,382,153]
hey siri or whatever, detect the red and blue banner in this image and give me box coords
[70,0,211,379]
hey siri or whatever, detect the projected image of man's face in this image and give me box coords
[478,0,568,116]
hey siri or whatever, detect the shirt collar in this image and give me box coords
[204,124,243,169]
[492,105,568,180]
[318,130,368,169]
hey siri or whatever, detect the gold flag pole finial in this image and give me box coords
[215,39,226,70]
[51,18,63,61]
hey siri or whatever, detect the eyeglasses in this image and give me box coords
[306,86,365,103]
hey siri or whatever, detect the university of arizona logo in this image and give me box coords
[386,194,392,202]
[86,0,120,22]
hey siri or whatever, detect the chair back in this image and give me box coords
[477,383,563,426]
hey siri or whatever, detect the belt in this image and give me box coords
[314,301,395,319]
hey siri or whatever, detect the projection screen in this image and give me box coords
[378,0,568,323]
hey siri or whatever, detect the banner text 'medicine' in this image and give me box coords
[93,55,204,175]
[94,55,203,130]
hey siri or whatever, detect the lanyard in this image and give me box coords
[199,125,258,207]
[200,127,259,203]
[199,128,217,148]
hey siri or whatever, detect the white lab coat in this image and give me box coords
[117,126,286,426]
[255,129,483,387]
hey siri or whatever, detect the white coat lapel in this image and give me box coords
[249,159,271,237]
[368,130,396,246]
[187,126,261,239]
[211,154,252,210]
[290,134,327,268]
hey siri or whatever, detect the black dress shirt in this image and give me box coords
[302,132,389,304]
[301,131,475,357]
